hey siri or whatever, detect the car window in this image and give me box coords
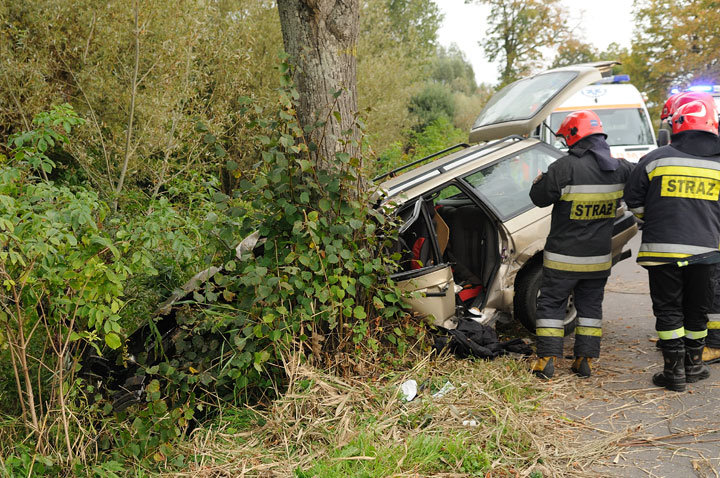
[550,108,654,147]
[463,146,562,220]
[473,71,578,128]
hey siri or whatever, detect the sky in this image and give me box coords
[436,0,636,86]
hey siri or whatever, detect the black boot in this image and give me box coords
[685,345,710,383]
[652,347,686,392]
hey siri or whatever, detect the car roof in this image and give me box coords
[469,61,619,143]
[378,136,538,207]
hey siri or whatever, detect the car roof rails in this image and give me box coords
[373,143,469,183]
[374,135,528,184]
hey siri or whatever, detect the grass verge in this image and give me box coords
[144,352,623,477]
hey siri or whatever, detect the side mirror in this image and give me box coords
[657,129,670,147]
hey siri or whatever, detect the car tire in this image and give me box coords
[514,262,578,336]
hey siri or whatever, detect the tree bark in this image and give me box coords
[277,0,361,170]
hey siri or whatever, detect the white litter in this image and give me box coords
[432,381,455,398]
[400,379,417,402]
[462,419,478,427]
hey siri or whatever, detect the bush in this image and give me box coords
[408,83,456,130]
[0,104,226,475]
[377,117,468,176]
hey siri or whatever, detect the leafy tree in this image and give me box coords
[0,0,283,203]
[630,0,720,117]
[467,0,569,86]
[430,45,478,95]
[409,83,456,130]
[386,0,442,59]
[551,38,599,68]
[357,0,443,153]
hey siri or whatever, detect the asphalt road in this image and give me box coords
[558,235,720,477]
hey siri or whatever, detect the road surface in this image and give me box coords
[557,235,720,477]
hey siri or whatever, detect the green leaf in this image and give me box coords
[105,332,122,350]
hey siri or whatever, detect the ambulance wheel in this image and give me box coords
[514,263,578,336]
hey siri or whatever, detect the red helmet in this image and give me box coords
[671,99,719,135]
[660,93,682,120]
[673,91,716,115]
[556,110,605,147]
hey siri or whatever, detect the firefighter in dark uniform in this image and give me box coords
[530,110,634,379]
[656,92,720,359]
[624,95,720,391]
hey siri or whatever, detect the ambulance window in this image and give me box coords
[550,108,654,147]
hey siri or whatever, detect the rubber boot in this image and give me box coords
[652,347,686,392]
[702,346,720,364]
[685,345,710,383]
[571,357,592,378]
[531,356,554,379]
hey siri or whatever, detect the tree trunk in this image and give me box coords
[277,0,361,170]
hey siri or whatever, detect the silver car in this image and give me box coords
[379,61,638,334]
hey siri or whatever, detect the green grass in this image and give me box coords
[297,431,492,477]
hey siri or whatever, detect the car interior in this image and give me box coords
[393,184,500,318]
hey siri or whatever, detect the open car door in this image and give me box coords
[390,199,458,329]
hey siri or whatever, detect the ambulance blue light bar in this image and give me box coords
[594,74,630,84]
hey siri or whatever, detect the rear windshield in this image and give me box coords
[550,108,654,147]
[473,71,578,128]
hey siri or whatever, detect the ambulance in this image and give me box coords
[536,75,656,162]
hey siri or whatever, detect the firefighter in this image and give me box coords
[529,110,634,379]
[624,96,720,392]
[657,92,720,358]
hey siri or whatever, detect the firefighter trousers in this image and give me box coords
[535,272,607,358]
[707,264,720,348]
[647,263,714,349]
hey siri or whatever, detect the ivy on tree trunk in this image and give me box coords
[277,0,361,171]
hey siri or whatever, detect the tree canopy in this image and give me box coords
[468,0,568,86]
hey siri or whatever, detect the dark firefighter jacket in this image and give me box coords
[530,135,634,278]
[624,131,720,266]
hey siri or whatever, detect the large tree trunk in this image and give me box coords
[277,0,360,170]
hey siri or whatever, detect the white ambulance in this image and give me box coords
[536,75,656,162]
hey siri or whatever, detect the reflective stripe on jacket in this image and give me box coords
[624,138,720,266]
[530,143,634,279]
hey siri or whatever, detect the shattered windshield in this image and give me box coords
[550,108,654,147]
[473,71,578,128]
[463,145,562,220]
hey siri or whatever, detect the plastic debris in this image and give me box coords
[462,419,478,427]
[432,381,455,398]
[400,379,417,402]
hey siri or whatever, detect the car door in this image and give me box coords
[389,198,458,329]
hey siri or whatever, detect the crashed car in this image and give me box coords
[379,61,637,333]
[84,61,638,408]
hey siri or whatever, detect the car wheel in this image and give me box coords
[514,262,578,335]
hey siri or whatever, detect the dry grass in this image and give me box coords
[155,352,640,478]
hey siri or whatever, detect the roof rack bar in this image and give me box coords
[373,143,469,182]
